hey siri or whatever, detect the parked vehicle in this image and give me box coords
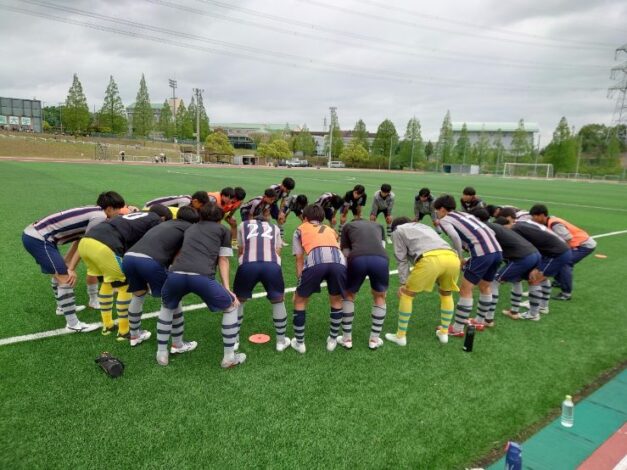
[328,160,346,168]
[286,159,310,167]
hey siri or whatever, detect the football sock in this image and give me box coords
[476,294,492,324]
[271,302,287,342]
[396,293,413,337]
[236,304,244,343]
[440,294,454,331]
[87,282,99,305]
[528,284,542,316]
[156,305,174,352]
[454,297,473,332]
[115,286,132,336]
[58,284,78,327]
[293,309,306,344]
[171,304,185,346]
[329,307,343,339]
[98,282,115,329]
[50,278,59,305]
[222,306,239,361]
[341,300,355,340]
[486,281,500,321]
[370,305,386,339]
[128,294,146,337]
[279,225,285,240]
[540,279,551,309]
[510,282,523,313]
[386,224,392,238]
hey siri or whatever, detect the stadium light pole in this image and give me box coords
[169,79,177,116]
[328,106,336,168]
[193,88,203,162]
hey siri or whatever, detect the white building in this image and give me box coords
[451,122,539,150]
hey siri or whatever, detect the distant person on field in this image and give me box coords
[239,189,278,222]
[314,192,345,228]
[460,186,486,213]
[269,177,296,240]
[338,184,367,234]
[414,187,441,232]
[144,191,209,218]
[369,183,395,243]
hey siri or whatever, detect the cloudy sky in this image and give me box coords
[0,0,625,143]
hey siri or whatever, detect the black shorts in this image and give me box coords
[297,263,346,298]
[233,262,285,301]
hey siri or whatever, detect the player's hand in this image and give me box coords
[528,269,542,283]
[66,270,77,287]
[385,215,393,225]
[397,286,405,298]
[127,205,140,213]
[460,258,468,268]
[369,214,376,222]
[228,291,240,308]
[331,217,336,226]
[278,213,286,224]
[226,216,236,227]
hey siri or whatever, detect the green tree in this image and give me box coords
[159,100,175,139]
[176,102,193,140]
[492,129,505,170]
[204,131,235,156]
[372,119,398,159]
[552,116,571,144]
[340,140,369,167]
[257,139,292,159]
[436,110,454,166]
[399,116,424,169]
[324,108,344,158]
[424,140,434,158]
[99,76,127,135]
[473,130,491,166]
[132,74,154,137]
[510,119,532,162]
[453,122,471,164]
[186,96,198,140]
[43,106,61,130]
[196,93,211,141]
[543,138,578,173]
[352,119,369,151]
[62,73,90,134]
[293,125,316,156]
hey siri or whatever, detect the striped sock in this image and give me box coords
[338,223,344,236]
[341,300,355,340]
[86,282,99,306]
[115,286,132,336]
[487,281,500,321]
[50,278,59,305]
[156,306,174,352]
[98,282,115,329]
[386,224,392,238]
[510,282,523,313]
[293,309,306,344]
[440,294,454,332]
[171,305,185,347]
[454,297,473,332]
[329,307,343,339]
[128,294,145,337]
[222,306,239,362]
[58,284,78,327]
[279,225,285,240]
[236,304,244,342]
[370,305,386,339]
[476,294,492,324]
[540,280,551,309]
[397,293,413,337]
[529,284,542,316]
[272,302,287,342]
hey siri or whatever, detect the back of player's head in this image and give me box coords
[529,204,549,217]
[462,186,476,196]
[148,204,173,221]
[295,194,308,208]
[220,187,235,198]
[471,207,490,222]
[177,206,200,224]
[302,204,324,222]
[353,184,365,195]
[97,191,125,210]
[200,203,224,222]
[418,187,431,198]
[264,188,276,199]
[380,183,392,193]
[433,195,456,212]
[233,187,246,201]
[191,191,209,205]
[499,207,517,219]
[494,216,510,226]
[486,205,501,218]
[330,194,344,208]
[282,177,295,190]
[391,216,411,232]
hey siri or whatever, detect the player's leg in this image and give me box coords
[364,256,390,349]
[454,268,476,336]
[385,286,415,346]
[553,246,593,300]
[171,302,196,354]
[122,255,151,345]
[435,252,461,342]
[338,206,349,234]
[114,283,132,341]
[156,272,187,365]
[385,213,393,243]
[339,257,369,349]
[86,276,99,309]
[258,263,289,351]
[325,263,347,352]
[291,264,325,353]
[232,263,257,350]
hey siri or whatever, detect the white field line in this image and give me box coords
[2,226,626,347]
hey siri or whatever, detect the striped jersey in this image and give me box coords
[371,190,395,213]
[292,222,346,269]
[144,195,191,208]
[31,206,106,245]
[270,184,290,201]
[240,196,272,219]
[315,192,343,210]
[237,220,282,265]
[439,211,502,257]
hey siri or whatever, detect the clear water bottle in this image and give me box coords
[561,395,574,428]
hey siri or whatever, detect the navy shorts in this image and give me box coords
[233,262,285,301]
[341,204,361,216]
[22,233,68,275]
[324,207,335,223]
[370,208,390,218]
[297,263,347,298]
[162,272,234,311]
[496,252,541,283]
[463,251,503,284]
[122,255,168,297]
[539,250,572,277]
[270,203,280,221]
[346,255,389,293]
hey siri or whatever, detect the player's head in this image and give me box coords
[282,177,295,191]
[417,187,431,201]
[461,186,476,202]
[471,207,490,222]
[220,187,235,204]
[330,194,344,209]
[390,216,412,232]
[380,183,391,196]
[190,191,209,209]
[177,206,200,224]
[295,194,308,209]
[352,184,365,198]
[494,216,512,228]
[499,207,518,224]
[433,194,456,218]
[302,204,324,223]
[486,205,501,218]
[233,187,246,202]
[529,204,549,224]
[263,188,278,203]
[200,203,224,222]
[148,204,173,221]
[97,191,126,218]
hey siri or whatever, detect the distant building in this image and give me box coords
[308,130,376,156]
[126,102,165,134]
[0,97,42,132]
[451,122,539,150]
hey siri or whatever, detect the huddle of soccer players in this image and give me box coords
[22,179,596,368]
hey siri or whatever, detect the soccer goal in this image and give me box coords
[503,163,554,179]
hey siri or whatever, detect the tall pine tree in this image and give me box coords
[159,100,175,138]
[196,93,210,141]
[436,110,454,166]
[352,119,369,151]
[99,75,127,135]
[132,74,154,137]
[62,73,90,134]
[324,108,343,158]
[552,117,571,144]
[372,119,398,158]
[399,116,424,168]
[454,123,471,164]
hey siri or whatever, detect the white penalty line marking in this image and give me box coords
[3,227,627,348]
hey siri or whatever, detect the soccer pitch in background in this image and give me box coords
[1,161,626,468]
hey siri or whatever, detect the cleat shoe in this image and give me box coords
[386,237,393,244]
[552,293,571,301]
[56,305,86,316]
[156,351,169,366]
[234,340,240,352]
[484,319,495,328]
[276,337,291,352]
[368,337,384,350]
[101,325,117,336]
[539,307,550,315]
[130,330,151,347]
[520,300,530,309]
[221,353,246,368]
[385,333,407,346]
[116,332,131,342]
[520,312,541,321]
[468,318,485,331]
[231,239,238,249]
[170,341,198,354]
[88,300,100,309]
[337,336,353,350]
[521,291,529,297]
[502,309,521,320]
[436,328,449,344]
[448,325,465,337]
[290,338,306,354]
[326,336,338,352]
[66,321,99,333]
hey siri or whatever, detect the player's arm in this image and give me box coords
[392,232,410,286]
[292,229,305,278]
[63,240,81,285]
[237,223,244,257]
[551,223,572,242]
[340,225,351,257]
[439,219,464,260]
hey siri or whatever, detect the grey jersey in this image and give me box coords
[127,219,192,267]
[340,220,388,260]
[392,222,455,284]
[371,191,395,215]
[170,221,233,277]
[414,196,436,220]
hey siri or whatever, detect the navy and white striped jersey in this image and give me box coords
[144,195,191,208]
[240,196,272,219]
[439,211,502,258]
[270,184,289,201]
[315,192,343,210]
[31,206,106,245]
[237,220,282,265]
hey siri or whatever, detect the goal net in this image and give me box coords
[503,163,554,179]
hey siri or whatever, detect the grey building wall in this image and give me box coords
[0,97,42,132]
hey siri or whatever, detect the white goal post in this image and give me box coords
[503,163,554,179]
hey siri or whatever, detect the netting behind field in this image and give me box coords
[503,163,554,179]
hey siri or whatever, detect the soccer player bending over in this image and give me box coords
[144,191,209,210]
[291,205,347,353]
[122,206,200,348]
[208,186,246,243]
[414,187,440,232]
[369,183,395,243]
[269,177,296,240]
[460,186,486,213]
[239,189,278,222]
[233,217,290,352]
[339,184,367,235]
[385,217,460,345]
[339,217,390,350]
[314,192,345,228]
[156,204,244,368]
[22,191,126,332]
[282,194,308,223]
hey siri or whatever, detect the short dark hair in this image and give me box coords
[200,203,224,222]
[282,177,295,190]
[391,216,411,232]
[353,184,365,195]
[486,205,501,218]
[177,206,200,223]
[330,194,344,209]
[302,204,324,222]
[233,187,246,201]
[462,186,476,196]
[191,191,209,205]
[494,216,510,226]
[499,207,518,219]
[264,188,276,198]
[96,191,125,210]
[381,184,392,193]
[148,204,173,221]
[418,187,431,198]
[220,187,235,198]
[471,207,490,222]
[295,194,308,208]
[433,195,456,211]
[529,204,549,216]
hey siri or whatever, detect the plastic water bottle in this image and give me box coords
[504,441,522,470]
[463,324,475,352]
[561,395,574,428]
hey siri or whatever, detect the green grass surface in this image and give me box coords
[1,161,626,469]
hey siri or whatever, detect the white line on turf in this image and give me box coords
[2,226,626,348]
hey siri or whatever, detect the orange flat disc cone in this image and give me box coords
[248,333,271,344]
[594,254,608,259]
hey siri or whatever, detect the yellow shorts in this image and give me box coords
[78,238,125,284]
[141,206,179,219]
[405,249,460,293]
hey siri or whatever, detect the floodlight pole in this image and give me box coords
[169,79,178,116]
[328,106,336,167]
[193,88,203,162]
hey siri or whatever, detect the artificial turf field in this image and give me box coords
[0,160,626,469]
